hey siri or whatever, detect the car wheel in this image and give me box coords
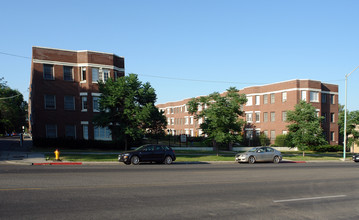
[164,156,173,165]
[248,156,256,164]
[131,156,140,165]
[273,156,280,164]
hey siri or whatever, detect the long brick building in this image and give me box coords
[29,46,124,141]
[156,79,339,145]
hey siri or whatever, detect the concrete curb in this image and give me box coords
[32,162,83,166]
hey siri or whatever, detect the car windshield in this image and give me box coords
[248,147,259,152]
[135,145,147,151]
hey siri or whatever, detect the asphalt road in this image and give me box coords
[1,163,359,220]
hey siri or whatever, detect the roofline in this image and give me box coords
[241,79,338,90]
[32,46,124,58]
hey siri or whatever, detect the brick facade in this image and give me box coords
[157,79,339,145]
[29,47,124,140]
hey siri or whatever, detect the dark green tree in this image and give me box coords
[338,106,359,150]
[0,77,27,134]
[187,87,247,152]
[286,101,327,155]
[93,74,166,150]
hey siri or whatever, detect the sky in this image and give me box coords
[1,0,359,110]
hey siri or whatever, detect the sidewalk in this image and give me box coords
[0,151,47,165]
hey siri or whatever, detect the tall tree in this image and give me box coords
[187,87,247,152]
[93,74,166,150]
[338,106,359,150]
[0,77,27,134]
[286,101,327,155]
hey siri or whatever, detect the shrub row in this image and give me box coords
[308,145,343,152]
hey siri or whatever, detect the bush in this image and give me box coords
[275,134,289,147]
[309,145,343,152]
[259,133,270,146]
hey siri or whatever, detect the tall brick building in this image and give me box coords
[157,79,339,145]
[29,46,124,140]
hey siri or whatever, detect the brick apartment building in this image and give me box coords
[156,79,339,145]
[29,46,124,141]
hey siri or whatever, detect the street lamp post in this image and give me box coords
[343,65,359,161]
[167,129,171,146]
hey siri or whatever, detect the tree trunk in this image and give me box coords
[125,135,128,151]
[228,142,233,151]
[302,151,305,157]
[212,140,217,153]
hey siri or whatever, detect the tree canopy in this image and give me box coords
[338,105,359,149]
[286,100,327,151]
[0,77,27,134]
[187,87,247,151]
[93,74,166,150]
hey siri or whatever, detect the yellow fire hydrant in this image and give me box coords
[54,149,60,161]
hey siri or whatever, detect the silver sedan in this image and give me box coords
[235,147,282,164]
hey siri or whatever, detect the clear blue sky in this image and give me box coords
[1,0,359,110]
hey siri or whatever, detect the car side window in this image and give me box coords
[257,148,265,153]
[266,148,274,152]
[155,146,162,151]
[145,146,154,152]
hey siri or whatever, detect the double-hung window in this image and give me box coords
[80,67,87,82]
[93,97,100,112]
[43,64,54,80]
[92,68,99,82]
[255,96,260,105]
[81,96,88,111]
[94,126,112,141]
[63,66,73,81]
[65,125,76,139]
[310,91,319,102]
[46,124,57,138]
[270,93,275,104]
[282,92,287,102]
[44,95,56,109]
[64,95,75,110]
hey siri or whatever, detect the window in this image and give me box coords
[44,95,56,109]
[83,125,88,140]
[321,93,327,103]
[99,69,110,82]
[198,118,203,124]
[94,126,112,141]
[330,131,335,141]
[270,130,276,140]
[114,71,123,80]
[263,112,268,122]
[282,111,287,122]
[263,94,268,104]
[301,91,307,101]
[93,97,100,112]
[190,129,194,137]
[171,118,174,125]
[322,112,327,123]
[65,125,76,138]
[64,95,75,110]
[246,130,253,140]
[190,116,194,125]
[330,113,335,123]
[270,93,275,104]
[255,112,260,123]
[46,124,57,138]
[264,130,268,137]
[92,67,99,82]
[246,96,253,106]
[43,64,54,80]
[80,67,87,82]
[63,66,73,81]
[255,96,260,105]
[282,92,287,102]
[246,113,253,122]
[270,112,275,122]
[330,94,335,104]
[81,96,88,111]
[310,91,319,102]
[185,116,189,125]
[282,130,288,135]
